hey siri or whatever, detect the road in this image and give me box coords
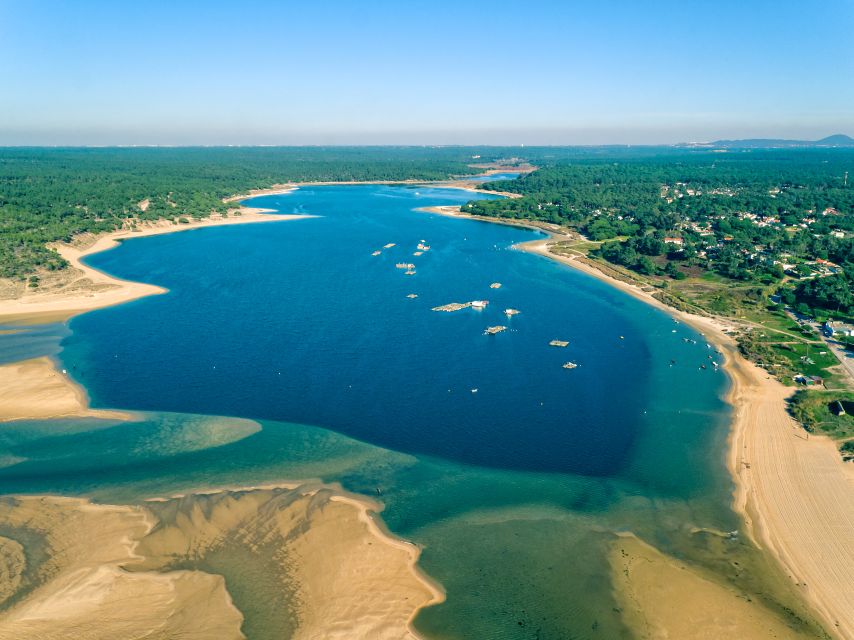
[785,308,854,387]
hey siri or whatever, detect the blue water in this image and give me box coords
[2,184,810,639]
[60,185,725,486]
[462,172,523,182]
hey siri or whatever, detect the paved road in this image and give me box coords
[785,309,854,386]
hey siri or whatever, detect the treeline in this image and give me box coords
[0,146,491,279]
[467,149,854,315]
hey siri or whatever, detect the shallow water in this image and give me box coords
[0,184,824,638]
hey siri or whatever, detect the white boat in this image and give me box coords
[563,362,578,369]
[470,300,488,309]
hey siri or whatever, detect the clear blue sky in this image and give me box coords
[1,0,852,145]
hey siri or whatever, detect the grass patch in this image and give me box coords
[789,390,854,447]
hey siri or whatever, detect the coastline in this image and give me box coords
[2,180,852,637]
[0,186,445,637]
[0,209,313,324]
[223,174,528,205]
[415,200,854,638]
[0,485,440,639]
[0,208,312,425]
[516,234,854,639]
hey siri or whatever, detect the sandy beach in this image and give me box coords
[610,534,817,639]
[0,357,128,423]
[0,486,439,640]
[0,192,440,638]
[0,209,312,324]
[0,208,312,426]
[519,236,854,640]
[222,170,530,206]
[2,182,852,637]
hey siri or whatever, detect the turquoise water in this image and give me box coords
[0,184,803,638]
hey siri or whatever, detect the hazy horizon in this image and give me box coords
[2,0,852,146]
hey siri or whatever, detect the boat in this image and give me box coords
[396,263,415,269]
[383,243,396,249]
[470,300,488,309]
[549,340,569,347]
[484,325,507,335]
[405,269,416,275]
[490,282,502,289]
[432,302,471,312]
[504,308,520,316]
[372,250,381,256]
[406,293,418,299]
[563,362,578,369]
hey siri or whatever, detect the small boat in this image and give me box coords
[549,340,569,347]
[372,250,381,256]
[406,293,418,299]
[504,308,520,316]
[471,388,478,393]
[489,282,502,289]
[383,243,396,249]
[470,300,489,309]
[563,362,578,369]
[484,325,507,335]
[405,269,416,275]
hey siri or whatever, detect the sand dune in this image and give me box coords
[0,487,440,640]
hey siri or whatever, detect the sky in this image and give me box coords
[1,0,853,146]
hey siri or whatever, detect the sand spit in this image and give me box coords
[610,535,812,639]
[518,235,854,639]
[0,357,127,423]
[0,487,440,640]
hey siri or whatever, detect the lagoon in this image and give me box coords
[0,184,811,638]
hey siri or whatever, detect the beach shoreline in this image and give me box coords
[0,209,313,324]
[2,180,852,637]
[514,234,854,640]
[416,200,854,638]
[0,485,440,640]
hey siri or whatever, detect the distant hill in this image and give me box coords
[679,134,854,149]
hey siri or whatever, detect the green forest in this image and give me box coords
[0,146,490,279]
[467,149,854,317]
[3,146,852,322]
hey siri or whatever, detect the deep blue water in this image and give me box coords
[0,183,756,639]
[59,185,727,484]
